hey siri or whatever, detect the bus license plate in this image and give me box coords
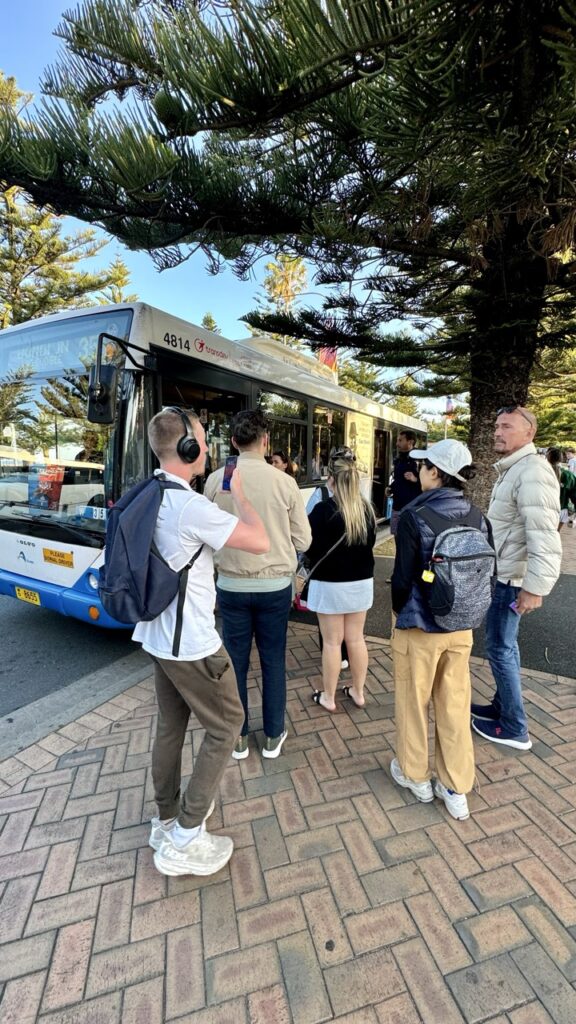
[15,587,41,606]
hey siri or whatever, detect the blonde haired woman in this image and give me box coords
[306,449,376,712]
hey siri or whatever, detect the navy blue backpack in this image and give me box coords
[99,475,203,656]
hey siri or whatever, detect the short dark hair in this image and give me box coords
[399,430,417,444]
[231,409,270,448]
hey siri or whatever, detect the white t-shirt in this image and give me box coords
[133,472,238,660]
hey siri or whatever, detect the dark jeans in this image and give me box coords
[151,647,244,828]
[217,585,292,739]
[485,581,528,736]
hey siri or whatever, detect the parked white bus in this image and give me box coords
[0,303,426,626]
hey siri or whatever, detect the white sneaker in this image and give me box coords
[434,781,470,820]
[390,757,433,802]
[262,730,288,759]
[341,659,349,669]
[232,736,249,760]
[153,825,233,876]
[149,799,215,851]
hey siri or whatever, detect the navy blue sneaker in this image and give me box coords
[470,702,499,721]
[471,718,532,750]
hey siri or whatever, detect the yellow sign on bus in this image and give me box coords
[43,548,74,568]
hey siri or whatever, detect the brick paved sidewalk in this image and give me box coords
[2,623,576,1023]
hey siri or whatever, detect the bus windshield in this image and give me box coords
[0,310,132,536]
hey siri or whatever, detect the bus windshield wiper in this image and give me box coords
[1,512,103,545]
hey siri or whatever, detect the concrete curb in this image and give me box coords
[0,649,151,761]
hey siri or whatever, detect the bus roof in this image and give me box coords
[2,302,427,432]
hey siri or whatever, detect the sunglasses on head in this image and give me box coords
[330,448,356,462]
[497,406,533,425]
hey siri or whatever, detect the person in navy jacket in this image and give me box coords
[389,439,491,822]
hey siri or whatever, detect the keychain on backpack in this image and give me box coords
[421,569,435,582]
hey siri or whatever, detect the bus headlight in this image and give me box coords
[87,573,100,590]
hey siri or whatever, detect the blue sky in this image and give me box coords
[0,1,280,338]
[1,2,444,417]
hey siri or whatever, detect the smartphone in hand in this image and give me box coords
[222,455,238,491]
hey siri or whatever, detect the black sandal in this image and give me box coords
[312,690,336,713]
[341,685,365,709]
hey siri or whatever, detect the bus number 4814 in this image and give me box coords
[163,333,191,352]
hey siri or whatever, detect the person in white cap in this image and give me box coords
[389,438,491,821]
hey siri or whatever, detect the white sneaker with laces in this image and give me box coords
[341,659,349,669]
[390,757,433,802]
[149,799,215,851]
[434,781,470,820]
[153,824,234,876]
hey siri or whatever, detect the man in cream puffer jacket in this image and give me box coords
[471,407,561,751]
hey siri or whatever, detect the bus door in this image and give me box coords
[373,427,392,517]
[159,363,252,480]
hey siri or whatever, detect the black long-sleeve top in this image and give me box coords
[307,498,376,582]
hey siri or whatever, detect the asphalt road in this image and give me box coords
[0,595,146,718]
[292,554,576,679]
[1,554,573,720]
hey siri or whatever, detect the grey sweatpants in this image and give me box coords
[150,647,244,828]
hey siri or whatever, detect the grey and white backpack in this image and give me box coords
[416,506,496,631]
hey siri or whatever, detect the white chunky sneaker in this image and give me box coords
[390,757,433,802]
[434,781,470,821]
[153,825,233,877]
[262,730,288,759]
[232,736,249,760]
[149,799,215,851]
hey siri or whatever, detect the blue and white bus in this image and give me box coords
[0,302,426,627]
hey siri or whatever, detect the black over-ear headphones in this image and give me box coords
[167,406,201,464]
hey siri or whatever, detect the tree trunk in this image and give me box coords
[466,220,546,510]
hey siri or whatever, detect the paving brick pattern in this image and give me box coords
[2,600,576,1018]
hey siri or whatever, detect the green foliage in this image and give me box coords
[0,71,136,328]
[0,184,137,327]
[528,347,576,446]
[247,254,307,347]
[98,254,138,305]
[337,357,385,400]
[201,311,221,333]
[0,366,33,434]
[2,4,576,491]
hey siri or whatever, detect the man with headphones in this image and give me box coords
[134,406,269,878]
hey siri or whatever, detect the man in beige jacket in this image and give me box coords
[204,410,311,760]
[471,406,561,750]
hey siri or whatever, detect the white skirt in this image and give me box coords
[306,578,374,614]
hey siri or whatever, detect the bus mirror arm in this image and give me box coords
[87,333,157,424]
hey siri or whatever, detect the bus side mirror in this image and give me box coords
[87,363,118,424]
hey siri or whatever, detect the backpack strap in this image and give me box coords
[172,545,204,658]
[416,505,483,535]
[154,474,205,657]
[320,485,330,501]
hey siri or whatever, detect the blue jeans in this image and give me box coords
[217,585,292,739]
[485,581,528,736]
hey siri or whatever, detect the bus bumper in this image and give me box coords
[0,568,130,630]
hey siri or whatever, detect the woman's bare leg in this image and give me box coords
[317,613,345,710]
[343,611,369,705]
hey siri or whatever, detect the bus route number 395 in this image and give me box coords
[163,333,191,352]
